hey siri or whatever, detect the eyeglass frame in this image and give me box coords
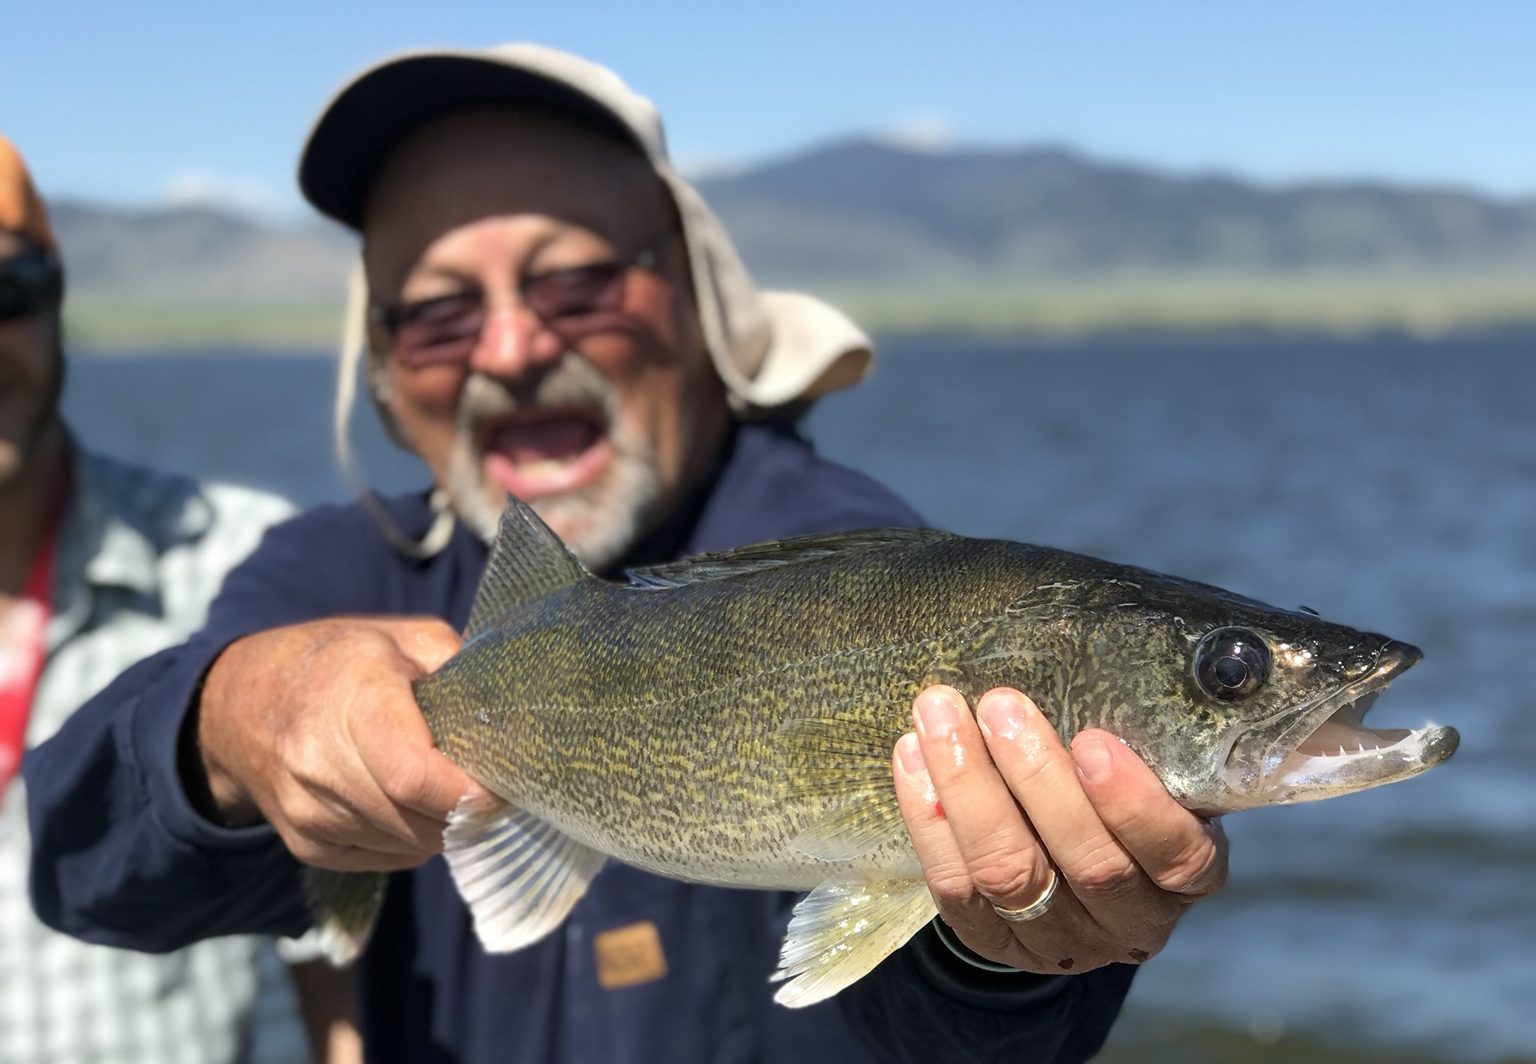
[366,234,673,364]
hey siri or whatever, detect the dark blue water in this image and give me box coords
[64,332,1535,1062]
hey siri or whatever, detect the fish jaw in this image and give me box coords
[1213,640,1459,810]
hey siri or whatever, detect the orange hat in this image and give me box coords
[0,134,55,251]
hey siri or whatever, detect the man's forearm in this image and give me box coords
[26,640,310,948]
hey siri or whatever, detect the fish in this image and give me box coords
[306,495,1458,1006]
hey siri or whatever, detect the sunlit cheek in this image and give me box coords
[612,279,687,363]
[579,329,662,431]
[390,363,465,412]
[650,362,723,490]
[651,288,722,483]
[387,374,465,474]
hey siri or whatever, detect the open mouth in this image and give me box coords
[479,407,612,500]
[1226,641,1459,805]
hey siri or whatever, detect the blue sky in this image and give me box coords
[5,2,1532,218]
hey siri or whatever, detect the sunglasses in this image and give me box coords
[0,247,63,323]
[371,246,662,367]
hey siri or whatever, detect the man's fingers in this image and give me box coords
[348,689,484,823]
[199,616,486,874]
[890,688,1228,974]
[1070,729,1228,897]
[892,731,1021,961]
[380,617,463,675]
[975,690,1148,908]
[316,797,453,856]
[911,687,1057,915]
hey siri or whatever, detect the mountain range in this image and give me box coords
[702,139,1536,279]
[51,137,1536,344]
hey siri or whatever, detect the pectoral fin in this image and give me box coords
[778,714,909,861]
[772,876,936,1007]
[443,793,607,952]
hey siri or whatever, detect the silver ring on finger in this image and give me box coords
[991,868,1059,923]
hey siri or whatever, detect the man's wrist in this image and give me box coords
[179,647,262,828]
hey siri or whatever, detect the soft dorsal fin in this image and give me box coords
[464,496,591,640]
[625,527,954,589]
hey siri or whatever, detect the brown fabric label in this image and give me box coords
[594,920,669,989]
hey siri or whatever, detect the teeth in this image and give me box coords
[517,458,577,475]
[1298,727,1427,767]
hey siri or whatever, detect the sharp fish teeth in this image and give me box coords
[1299,726,1430,766]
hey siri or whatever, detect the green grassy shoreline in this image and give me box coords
[62,271,1536,351]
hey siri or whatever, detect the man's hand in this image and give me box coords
[191,617,485,872]
[891,685,1227,974]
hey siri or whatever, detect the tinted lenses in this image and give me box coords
[377,259,637,365]
[0,249,63,322]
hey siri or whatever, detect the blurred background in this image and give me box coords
[8,3,1534,1061]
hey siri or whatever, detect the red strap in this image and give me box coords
[0,521,59,799]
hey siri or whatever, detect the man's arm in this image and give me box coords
[192,616,479,867]
[25,634,311,947]
[25,503,478,948]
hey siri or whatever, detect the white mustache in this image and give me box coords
[456,352,617,442]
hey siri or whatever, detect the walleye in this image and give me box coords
[308,497,1458,1006]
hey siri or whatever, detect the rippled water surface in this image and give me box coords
[67,330,1535,1062]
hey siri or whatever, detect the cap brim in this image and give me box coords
[299,50,642,230]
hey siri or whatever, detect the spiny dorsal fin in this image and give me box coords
[465,495,591,640]
[625,527,954,590]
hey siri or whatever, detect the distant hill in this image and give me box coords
[699,138,1536,281]
[53,201,354,302]
[50,137,1536,346]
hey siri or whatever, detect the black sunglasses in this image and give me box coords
[370,246,661,366]
[0,246,63,323]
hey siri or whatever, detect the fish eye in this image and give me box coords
[1194,627,1271,701]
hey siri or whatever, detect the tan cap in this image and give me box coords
[0,134,55,251]
[299,43,871,414]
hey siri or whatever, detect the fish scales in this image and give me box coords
[421,535,1022,884]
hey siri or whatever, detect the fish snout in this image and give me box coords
[1377,640,1423,676]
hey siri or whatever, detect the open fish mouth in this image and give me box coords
[1224,641,1459,806]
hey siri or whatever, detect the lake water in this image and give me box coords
[65,330,1535,1063]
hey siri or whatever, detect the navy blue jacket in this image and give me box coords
[27,423,1134,1063]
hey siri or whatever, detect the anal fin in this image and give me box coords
[771,877,936,1007]
[444,794,607,952]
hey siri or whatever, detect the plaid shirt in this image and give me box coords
[1,449,304,1064]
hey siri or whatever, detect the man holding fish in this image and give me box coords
[26,45,1231,1062]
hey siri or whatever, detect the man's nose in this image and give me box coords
[468,305,559,378]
